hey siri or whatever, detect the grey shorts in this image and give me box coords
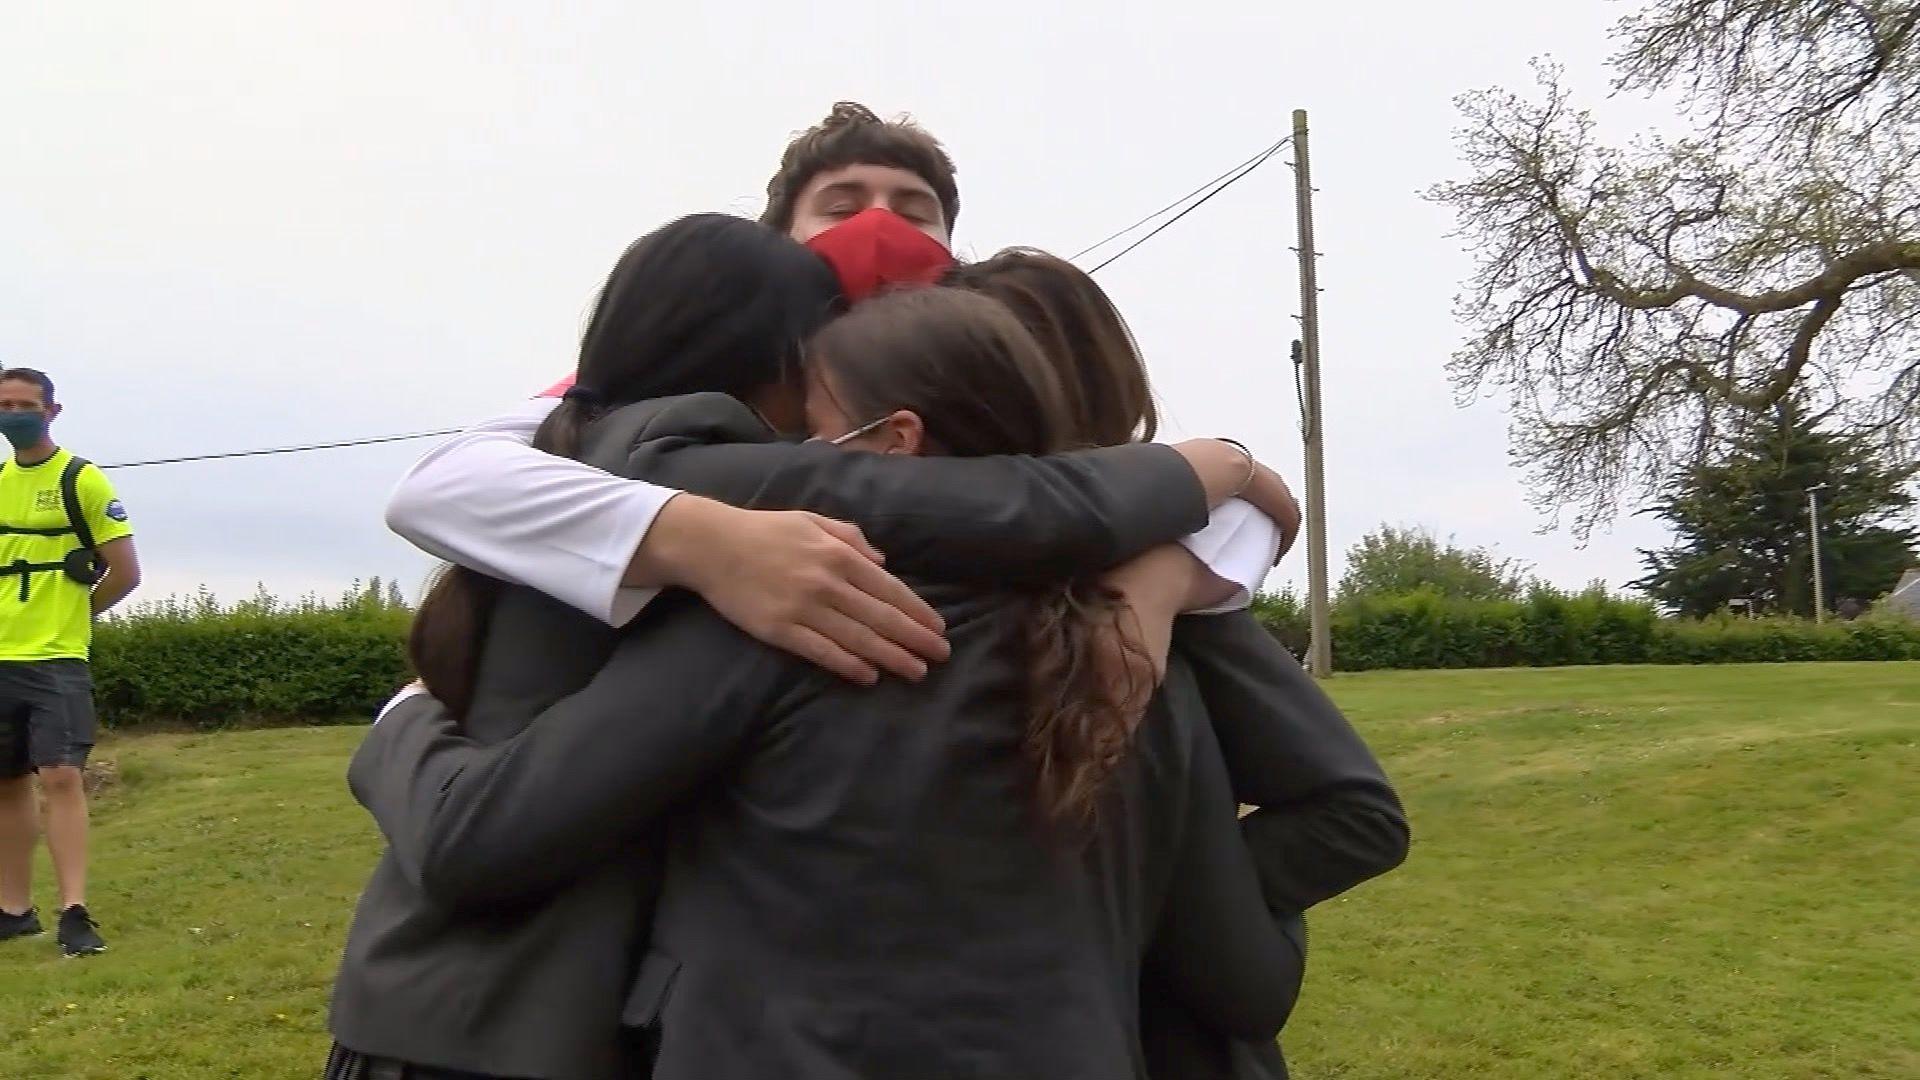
[0,659,96,778]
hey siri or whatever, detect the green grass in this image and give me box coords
[0,727,377,1079]
[1288,663,1920,1079]
[2,663,1916,1078]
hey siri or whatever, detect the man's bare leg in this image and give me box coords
[38,766,87,910]
[0,774,38,915]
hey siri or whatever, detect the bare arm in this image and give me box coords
[89,537,139,615]
[1100,543,1233,684]
[1171,440,1280,512]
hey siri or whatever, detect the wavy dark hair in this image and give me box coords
[410,213,844,721]
[945,248,1157,446]
[807,287,1154,833]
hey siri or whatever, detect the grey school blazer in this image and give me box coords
[343,616,1406,1080]
[1141,613,1411,1080]
[328,394,1212,1079]
[348,587,1308,1079]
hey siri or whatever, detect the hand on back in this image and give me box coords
[637,494,950,686]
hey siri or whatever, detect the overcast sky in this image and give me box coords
[3,0,1683,607]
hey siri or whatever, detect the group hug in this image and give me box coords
[324,102,1410,1080]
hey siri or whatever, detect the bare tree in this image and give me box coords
[1430,1,1920,537]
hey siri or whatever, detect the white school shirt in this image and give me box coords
[384,396,674,629]
[377,397,1280,720]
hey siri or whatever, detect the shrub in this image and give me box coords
[91,580,412,730]
[1250,587,1920,671]
[1647,611,1920,665]
[1337,524,1534,604]
[1248,589,1310,659]
[83,577,1920,729]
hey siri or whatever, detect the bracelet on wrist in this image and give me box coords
[1216,438,1257,498]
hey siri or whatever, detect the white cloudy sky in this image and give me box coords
[3,0,1682,607]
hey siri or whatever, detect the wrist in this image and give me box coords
[625,494,736,592]
[1171,440,1235,507]
[1216,438,1257,498]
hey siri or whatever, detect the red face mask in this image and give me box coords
[805,207,954,304]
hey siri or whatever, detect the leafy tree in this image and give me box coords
[1338,525,1533,604]
[1429,1,1919,536]
[1633,400,1917,615]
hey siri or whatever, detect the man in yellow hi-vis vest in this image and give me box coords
[0,367,140,957]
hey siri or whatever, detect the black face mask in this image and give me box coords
[0,411,48,449]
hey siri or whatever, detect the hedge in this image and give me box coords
[1250,588,1920,671]
[81,582,1920,729]
[91,583,412,729]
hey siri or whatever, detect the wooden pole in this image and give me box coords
[1292,109,1332,677]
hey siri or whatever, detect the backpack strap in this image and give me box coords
[61,455,97,553]
[0,456,104,599]
[59,456,106,586]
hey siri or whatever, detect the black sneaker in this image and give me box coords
[57,905,106,957]
[0,907,44,942]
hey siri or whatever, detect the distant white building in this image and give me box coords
[1884,570,1920,621]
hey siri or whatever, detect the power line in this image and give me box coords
[100,429,460,470]
[1069,137,1289,263]
[95,138,1293,470]
[1084,138,1290,275]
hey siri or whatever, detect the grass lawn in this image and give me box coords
[1,663,1915,1078]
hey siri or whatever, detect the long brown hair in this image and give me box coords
[946,248,1157,446]
[409,214,843,722]
[807,287,1155,832]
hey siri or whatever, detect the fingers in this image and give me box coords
[793,529,945,682]
[808,513,945,639]
[838,551,946,638]
[805,605,929,683]
[833,565,948,661]
[688,508,951,685]
[771,624,880,687]
[811,514,887,567]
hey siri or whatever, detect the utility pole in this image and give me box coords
[1292,108,1332,677]
[1807,483,1828,623]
